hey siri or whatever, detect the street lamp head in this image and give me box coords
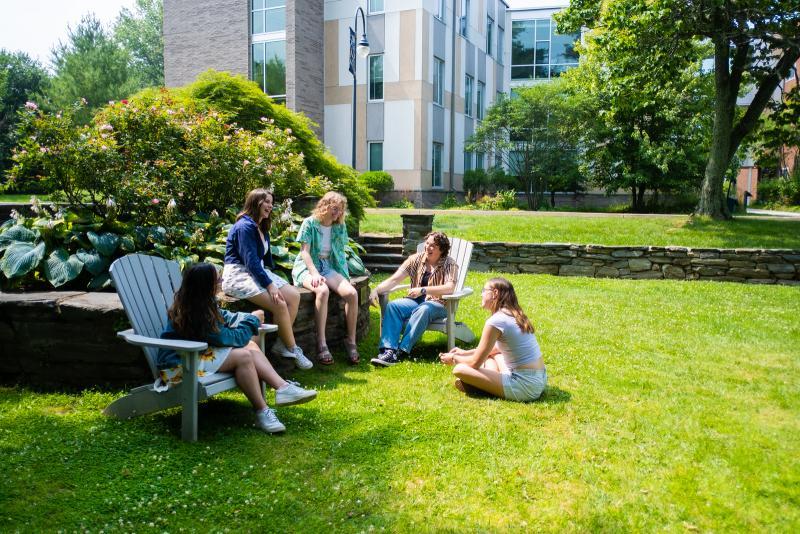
[357,35,370,58]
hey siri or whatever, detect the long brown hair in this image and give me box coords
[486,277,534,334]
[167,263,222,340]
[237,188,273,235]
[312,191,347,225]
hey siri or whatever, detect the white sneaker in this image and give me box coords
[291,345,314,370]
[255,407,285,433]
[271,338,295,359]
[276,380,317,406]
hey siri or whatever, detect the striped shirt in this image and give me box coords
[402,252,459,305]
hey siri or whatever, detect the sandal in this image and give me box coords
[344,341,360,365]
[317,345,334,365]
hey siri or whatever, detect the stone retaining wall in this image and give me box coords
[0,276,371,389]
[470,243,800,284]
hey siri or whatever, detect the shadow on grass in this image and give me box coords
[683,217,800,249]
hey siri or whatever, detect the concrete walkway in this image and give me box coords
[365,208,684,218]
[746,208,800,219]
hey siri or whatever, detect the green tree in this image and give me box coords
[114,0,164,87]
[48,15,139,123]
[0,50,49,175]
[467,78,585,210]
[560,31,714,211]
[559,0,800,219]
[752,83,799,177]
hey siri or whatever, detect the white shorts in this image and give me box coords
[222,263,288,299]
[501,368,547,402]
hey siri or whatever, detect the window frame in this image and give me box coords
[368,0,384,15]
[464,74,474,117]
[368,142,384,171]
[433,56,445,107]
[486,16,494,56]
[251,39,287,102]
[432,142,444,188]
[476,81,485,120]
[251,0,286,35]
[368,54,384,102]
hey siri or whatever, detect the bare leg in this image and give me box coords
[280,284,300,324]
[452,363,506,398]
[218,348,268,410]
[240,340,287,390]
[325,272,359,344]
[247,291,296,348]
[302,278,330,348]
[482,355,500,372]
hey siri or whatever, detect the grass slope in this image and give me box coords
[361,211,800,250]
[1,274,799,531]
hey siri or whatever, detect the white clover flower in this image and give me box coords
[80,97,88,105]
[30,195,41,214]
[10,209,20,220]
[106,197,117,209]
[167,198,177,210]
[99,124,114,132]
[210,209,219,218]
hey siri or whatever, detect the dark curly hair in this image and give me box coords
[425,231,450,257]
[167,263,222,341]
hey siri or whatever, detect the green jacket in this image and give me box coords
[292,216,350,285]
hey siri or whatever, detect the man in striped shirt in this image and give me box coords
[368,232,459,367]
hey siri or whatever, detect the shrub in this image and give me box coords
[359,171,394,202]
[436,192,461,209]
[488,167,518,192]
[389,197,415,209]
[464,169,489,196]
[758,168,800,207]
[474,190,518,211]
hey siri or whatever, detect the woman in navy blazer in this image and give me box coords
[222,188,313,370]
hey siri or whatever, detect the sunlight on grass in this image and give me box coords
[1,274,799,531]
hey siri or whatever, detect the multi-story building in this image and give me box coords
[163,1,582,205]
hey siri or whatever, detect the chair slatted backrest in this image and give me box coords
[416,237,473,292]
[110,254,183,379]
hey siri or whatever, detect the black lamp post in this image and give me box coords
[349,6,370,169]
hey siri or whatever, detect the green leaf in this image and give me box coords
[43,248,84,287]
[87,272,112,290]
[76,249,110,276]
[87,231,121,256]
[0,225,38,249]
[270,245,288,257]
[120,235,136,252]
[1,241,46,278]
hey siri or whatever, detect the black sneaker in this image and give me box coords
[371,348,399,367]
[398,349,410,361]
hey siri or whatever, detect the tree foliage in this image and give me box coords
[0,50,49,176]
[558,0,800,219]
[114,0,164,88]
[467,78,585,210]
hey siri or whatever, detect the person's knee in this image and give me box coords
[342,286,357,302]
[317,284,330,298]
[452,363,469,378]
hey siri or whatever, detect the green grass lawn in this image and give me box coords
[361,210,800,249]
[2,273,799,531]
[0,194,51,203]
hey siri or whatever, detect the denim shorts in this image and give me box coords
[317,258,334,278]
[501,367,547,402]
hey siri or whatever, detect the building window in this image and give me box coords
[476,81,485,120]
[464,151,472,173]
[432,143,443,188]
[251,40,286,102]
[460,0,470,37]
[511,18,579,80]
[497,26,504,65]
[252,0,286,34]
[486,16,494,56]
[436,0,446,20]
[369,55,383,101]
[464,75,474,117]
[433,57,445,106]
[369,142,383,171]
[476,152,484,170]
[368,0,384,14]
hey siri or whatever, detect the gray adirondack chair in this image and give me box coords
[379,237,475,350]
[104,254,277,442]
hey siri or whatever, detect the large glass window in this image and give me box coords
[476,81,485,120]
[497,26,505,65]
[432,143,443,188]
[464,75,474,117]
[251,40,286,101]
[460,0,470,37]
[369,142,383,171]
[476,152,484,170]
[511,18,579,80]
[433,57,445,106]
[368,0,384,14]
[436,0,446,20]
[486,16,494,56]
[252,0,286,34]
[464,151,472,173]
[369,55,383,101]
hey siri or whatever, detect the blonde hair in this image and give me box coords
[486,277,534,334]
[312,191,347,225]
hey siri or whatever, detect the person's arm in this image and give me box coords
[299,242,325,287]
[368,258,412,305]
[207,310,260,348]
[407,280,456,299]
[441,322,501,368]
[236,223,272,290]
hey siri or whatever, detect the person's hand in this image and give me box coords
[407,287,424,298]
[368,289,379,307]
[439,352,457,366]
[268,285,285,304]
[311,274,326,288]
[448,347,467,355]
[251,309,265,323]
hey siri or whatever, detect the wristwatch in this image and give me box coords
[420,288,427,297]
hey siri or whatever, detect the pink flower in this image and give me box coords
[121,99,128,105]
[99,124,114,132]
[25,101,38,111]
[243,159,250,166]
[151,198,160,205]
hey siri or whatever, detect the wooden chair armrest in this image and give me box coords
[117,329,208,352]
[258,324,279,334]
[441,287,474,300]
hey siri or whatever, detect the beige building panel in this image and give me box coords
[324,20,340,89]
[399,10,416,82]
[392,170,428,191]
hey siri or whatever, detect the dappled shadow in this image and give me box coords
[683,217,800,249]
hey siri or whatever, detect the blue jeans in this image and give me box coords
[380,298,448,353]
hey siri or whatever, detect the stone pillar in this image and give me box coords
[401,214,434,255]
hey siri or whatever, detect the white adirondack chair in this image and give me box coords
[379,237,475,350]
[104,254,277,442]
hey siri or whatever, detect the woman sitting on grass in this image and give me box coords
[159,263,317,434]
[222,188,313,370]
[440,277,546,401]
[292,191,360,365]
